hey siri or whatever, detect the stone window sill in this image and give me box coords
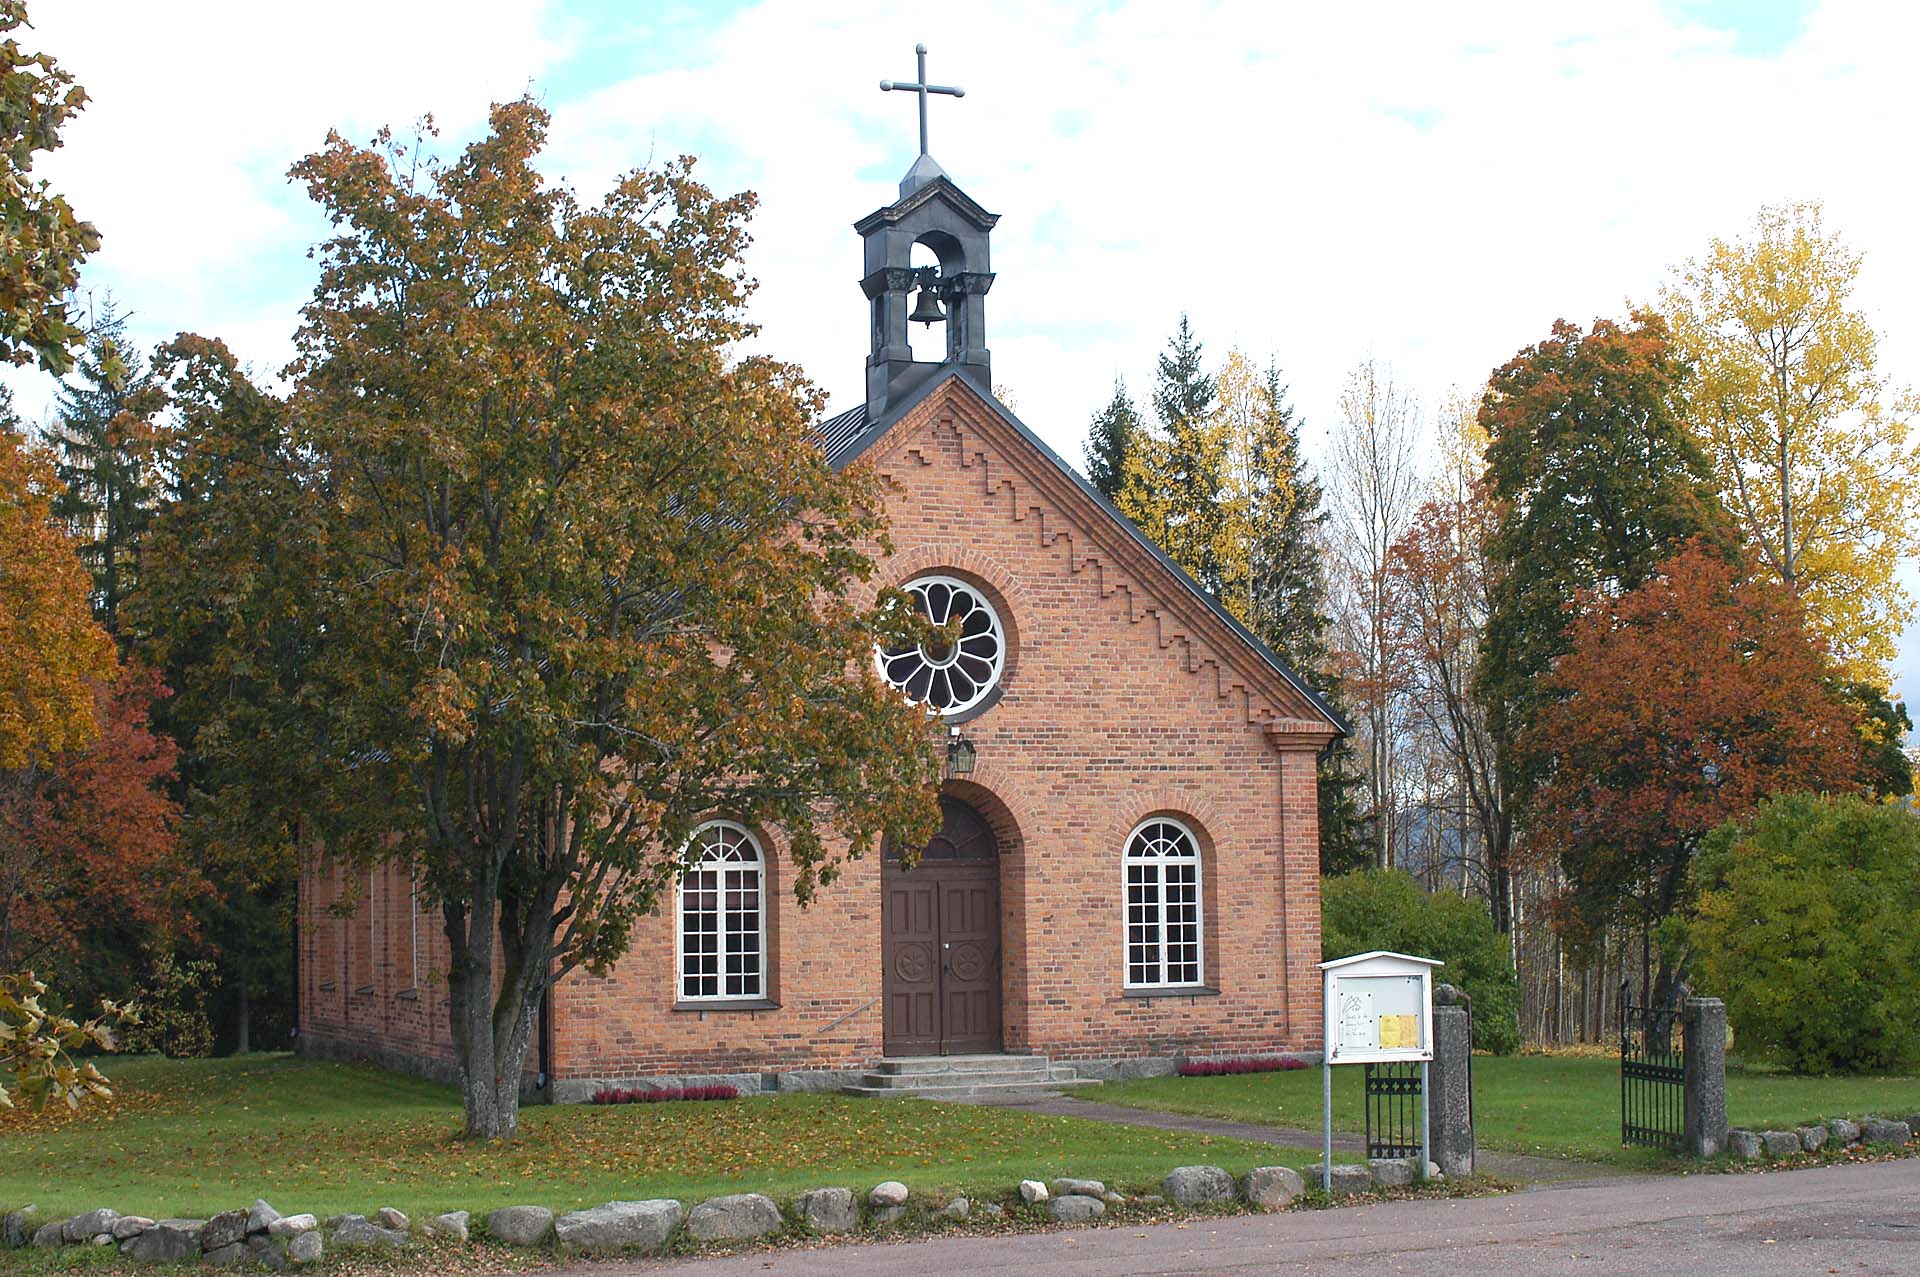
[673,998,780,1014]
[1123,985,1221,1000]
[317,980,336,992]
[396,988,420,1002]
[353,984,375,996]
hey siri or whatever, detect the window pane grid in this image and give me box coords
[1124,819,1203,989]
[679,823,765,1001]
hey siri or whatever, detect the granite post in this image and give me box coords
[1428,984,1475,1177]
[1683,996,1728,1159]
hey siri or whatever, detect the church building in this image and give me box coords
[297,57,1344,1099]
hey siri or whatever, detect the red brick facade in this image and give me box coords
[297,376,1338,1093]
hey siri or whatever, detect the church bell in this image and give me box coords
[909,267,947,326]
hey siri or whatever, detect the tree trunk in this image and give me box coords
[236,981,250,1056]
[443,862,555,1142]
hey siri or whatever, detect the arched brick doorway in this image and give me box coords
[882,795,1002,1055]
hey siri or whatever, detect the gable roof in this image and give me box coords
[815,374,1349,736]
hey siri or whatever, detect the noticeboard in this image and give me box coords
[1318,950,1441,1065]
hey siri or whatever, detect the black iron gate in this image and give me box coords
[1363,1061,1423,1159]
[1619,982,1685,1152]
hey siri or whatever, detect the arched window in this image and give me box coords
[678,822,766,1001]
[1124,818,1204,988]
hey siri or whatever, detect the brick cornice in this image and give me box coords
[864,381,1334,729]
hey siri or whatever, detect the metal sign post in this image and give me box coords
[1318,950,1444,1186]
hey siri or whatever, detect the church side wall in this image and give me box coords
[297,857,466,1086]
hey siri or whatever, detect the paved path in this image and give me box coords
[588,1157,1920,1276]
[992,1094,1634,1187]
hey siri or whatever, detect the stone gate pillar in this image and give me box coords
[1683,996,1729,1158]
[1429,983,1475,1176]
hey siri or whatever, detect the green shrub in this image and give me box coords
[1320,870,1522,1054]
[121,955,218,1059]
[1687,792,1920,1074]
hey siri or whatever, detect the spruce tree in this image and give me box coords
[1120,315,1230,593]
[47,298,155,635]
[1243,363,1369,874]
[1082,378,1141,500]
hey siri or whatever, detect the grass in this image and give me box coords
[1088,1054,1920,1164]
[0,1055,1336,1219]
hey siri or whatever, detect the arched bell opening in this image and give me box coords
[905,237,947,363]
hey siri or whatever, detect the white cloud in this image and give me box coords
[8,0,1917,708]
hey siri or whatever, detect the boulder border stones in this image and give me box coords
[287,1231,324,1265]
[1050,1178,1104,1199]
[428,1210,471,1244]
[1368,1158,1417,1188]
[63,1209,119,1244]
[112,1216,154,1242]
[1162,1165,1235,1207]
[486,1205,555,1247]
[1827,1118,1861,1146]
[793,1187,857,1235]
[1307,1163,1373,1195]
[939,1198,970,1220]
[121,1219,205,1264]
[1018,1179,1049,1205]
[4,1207,38,1249]
[1796,1125,1828,1153]
[553,1199,683,1253]
[1758,1130,1801,1158]
[1044,1195,1104,1223]
[1243,1166,1305,1211]
[202,1209,251,1252]
[247,1200,282,1237]
[1726,1128,1763,1160]
[686,1193,781,1243]
[868,1181,910,1209]
[268,1214,317,1239]
[1860,1117,1913,1145]
[31,1221,65,1248]
[374,1207,410,1232]
[327,1214,409,1249]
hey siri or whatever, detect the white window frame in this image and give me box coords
[1123,816,1206,990]
[873,574,1008,717]
[675,821,768,1003]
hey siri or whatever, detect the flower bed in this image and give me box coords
[589,1083,739,1105]
[1177,1057,1308,1078]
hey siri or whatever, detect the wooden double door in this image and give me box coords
[882,797,1003,1056]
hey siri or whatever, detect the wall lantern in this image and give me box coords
[946,726,977,777]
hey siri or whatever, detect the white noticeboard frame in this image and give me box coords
[1316,950,1443,1193]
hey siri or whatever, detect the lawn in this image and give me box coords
[0,1055,1333,1219]
[1088,1055,1920,1163]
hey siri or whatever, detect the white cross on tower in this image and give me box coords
[880,43,965,158]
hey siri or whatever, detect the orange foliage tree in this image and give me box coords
[1517,541,1868,995]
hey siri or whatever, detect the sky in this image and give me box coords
[9,0,1918,722]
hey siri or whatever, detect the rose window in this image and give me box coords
[876,575,1006,715]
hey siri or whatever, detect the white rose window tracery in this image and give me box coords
[875,575,1006,716]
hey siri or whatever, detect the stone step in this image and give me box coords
[857,1068,1057,1089]
[842,1075,1103,1102]
[873,1054,1053,1077]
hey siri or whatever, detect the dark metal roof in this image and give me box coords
[814,375,1349,736]
[814,403,871,468]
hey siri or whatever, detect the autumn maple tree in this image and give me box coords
[1517,541,1868,998]
[192,101,942,1139]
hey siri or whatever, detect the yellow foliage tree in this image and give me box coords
[0,422,116,768]
[1665,201,1920,685]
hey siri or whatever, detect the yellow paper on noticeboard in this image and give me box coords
[1378,1014,1415,1049]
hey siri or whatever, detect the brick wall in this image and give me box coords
[300,376,1334,1086]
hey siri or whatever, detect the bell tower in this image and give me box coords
[859,44,998,424]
